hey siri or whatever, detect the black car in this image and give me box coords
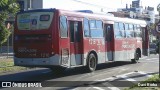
[156,42,159,53]
[149,43,158,54]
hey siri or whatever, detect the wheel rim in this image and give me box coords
[135,53,139,60]
[89,57,96,69]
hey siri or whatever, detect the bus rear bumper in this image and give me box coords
[14,54,60,67]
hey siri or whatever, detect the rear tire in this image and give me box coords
[131,51,139,63]
[86,53,97,72]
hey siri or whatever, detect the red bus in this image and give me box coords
[14,9,149,72]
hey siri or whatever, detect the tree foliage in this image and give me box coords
[0,0,19,45]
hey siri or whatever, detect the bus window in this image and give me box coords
[83,18,90,37]
[90,20,96,29]
[119,22,125,37]
[135,25,142,38]
[129,24,134,37]
[75,22,82,42]
[129,24,133,30]
[69,21,82,42]
[105,24,112,41]
[60,16,68,37]
[17,12,53,30]
[40,14,50,21]
[125,23,132,38]
[90,20,103,38]
[70,21,74,42]
[114,22,122,38]
[96,20,103,29]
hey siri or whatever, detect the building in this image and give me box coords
[112,0,155,25]
[132,0,141,8]
[17,0,43,11]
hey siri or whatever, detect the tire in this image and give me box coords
[131,51,139,63]
[86,53,97,72]
[50,67,66,74]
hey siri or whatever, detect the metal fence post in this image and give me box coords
[7,37,9,58]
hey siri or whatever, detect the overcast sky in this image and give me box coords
[43,0,160,14]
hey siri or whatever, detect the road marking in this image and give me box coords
[119,75,136,81]
[92,87,105,90]
[96,77,115,82]
[140,60,159,63]
[140,56,147,60]
[137,71,153,77]
[146,58,158,60]
[115,72,135,77]
[95,72,136,82]
[108,87,121,90]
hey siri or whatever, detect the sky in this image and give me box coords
[43,0,160,14]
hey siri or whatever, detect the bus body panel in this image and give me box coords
[14,9,149,69]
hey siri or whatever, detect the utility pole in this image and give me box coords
[157,3,160,78]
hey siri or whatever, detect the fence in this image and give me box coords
[0,33,13,59]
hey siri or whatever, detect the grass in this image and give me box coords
[0,58,29,74]
[124,74,160,90]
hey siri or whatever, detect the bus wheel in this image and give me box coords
[87,53,97,72]
[131,51,139,63]
[50,67,66,74]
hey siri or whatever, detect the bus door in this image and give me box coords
[104,24,114,61]
[69,20,83,66]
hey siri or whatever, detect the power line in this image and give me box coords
[71,0,116,11]
[70,0,160,19]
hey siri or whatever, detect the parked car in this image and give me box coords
[149,43,158,54]
[156,42,159,53]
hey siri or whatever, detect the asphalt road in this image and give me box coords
[0,54,159,90]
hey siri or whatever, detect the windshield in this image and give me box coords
[17,12,54,30]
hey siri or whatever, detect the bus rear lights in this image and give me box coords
[51,52,55,55]
[48,35,51,38]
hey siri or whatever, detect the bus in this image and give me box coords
[14,9,149,72]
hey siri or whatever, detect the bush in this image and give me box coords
[0,24,11,45]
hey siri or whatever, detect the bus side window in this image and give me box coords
[60,16,68,37]
[134,25,142,38]
[70,21,74,42]
[125,23,132,38]
[75,22,82,42]
[129,24,134,37]
[90,20,103,38]
[105,24,112,41]
[83,18,90,37]
[114,22,122,38]
[119,22,125,37]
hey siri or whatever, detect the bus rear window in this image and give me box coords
[40,15,50,21]
[17,12,53,30]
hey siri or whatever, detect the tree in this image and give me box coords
[0,0,19,45]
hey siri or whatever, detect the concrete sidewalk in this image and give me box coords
[0,53,13,59]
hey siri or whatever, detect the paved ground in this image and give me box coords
[0,54,159,90]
